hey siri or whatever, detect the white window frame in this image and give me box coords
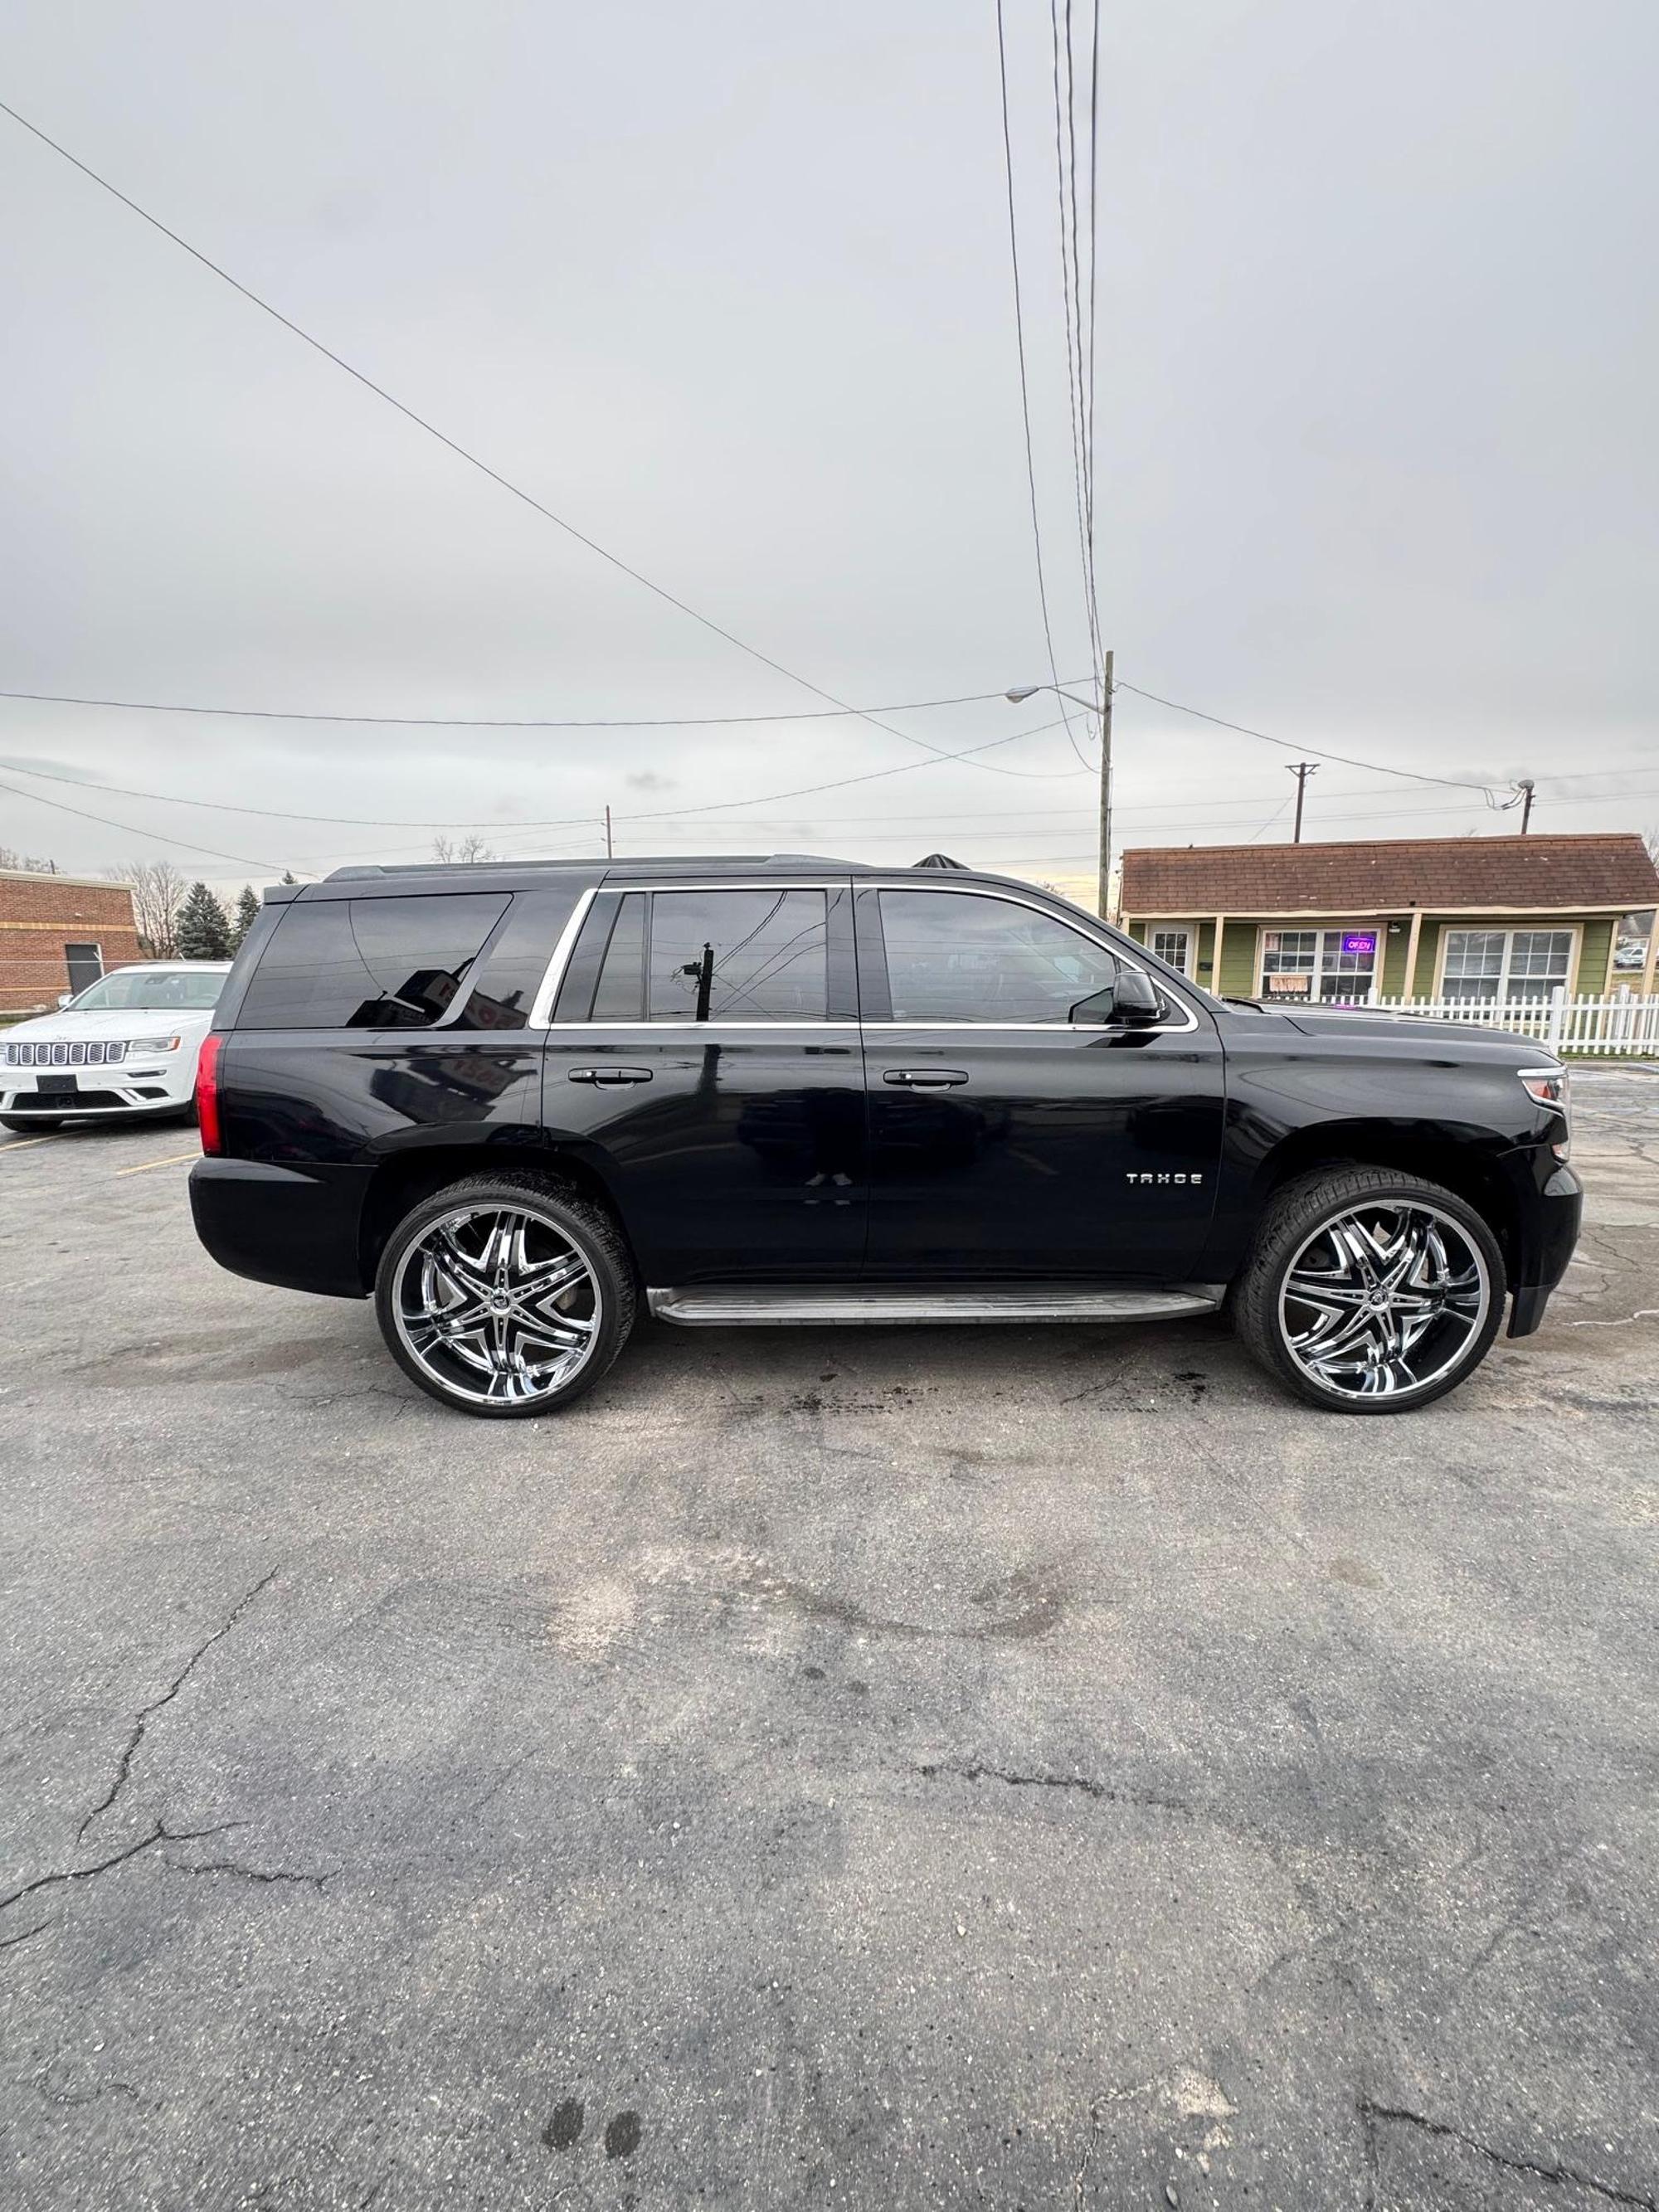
[1434,925,1579,1003]
[1148,926,1194,977]
[1255,925,1382,1005]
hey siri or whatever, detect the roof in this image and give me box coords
[0,867,135,892]
[1120,834,1659,916]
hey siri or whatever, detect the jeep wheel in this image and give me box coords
[1233,1167,1505,1412]
[374,1173,635,1417]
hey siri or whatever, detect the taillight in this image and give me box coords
[196,1033,225,1155]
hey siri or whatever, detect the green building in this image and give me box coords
[1119,833,1659,1005]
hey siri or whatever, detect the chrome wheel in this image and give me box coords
[1277,1200,1491,1401]
[390,1202,601,1408]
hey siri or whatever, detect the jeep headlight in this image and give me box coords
[128,1033,184,1053]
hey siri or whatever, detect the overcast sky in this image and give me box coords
[2,0,1656,907]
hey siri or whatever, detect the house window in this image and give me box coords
[1442,928,1574,1003]
[1150,927,1192,976]
[1258,926,1379,1004]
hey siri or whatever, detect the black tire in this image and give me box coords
[2,1116,63,1133]
[1233,1165,1506,1414]
[373,1170,636,1418]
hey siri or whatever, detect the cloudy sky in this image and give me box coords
[2,0,1656,908]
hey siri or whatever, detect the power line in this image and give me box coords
[0,98,1063,784]
[1112,679,1502,793]
[0,777,289,872]
[0,680,1079,731]
[993,0,1089,771]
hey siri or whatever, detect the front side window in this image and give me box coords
[1443,927,1573,1002]
[1259,926,1379,1003]
[878,889,1119,1022]
[238,893,509,1028]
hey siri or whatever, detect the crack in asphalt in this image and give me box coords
[919,1760,1197,1823]
[77,1568,277,1841]
[163,1858,335,1891]
[0,1819,240,1919]
[1360,2102,1658,2210]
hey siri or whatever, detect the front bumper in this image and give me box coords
[1506,1158,1583,1338]
[2,1065,194,1118]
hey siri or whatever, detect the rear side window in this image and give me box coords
[580,888,829,1021]
[448,886,584,1030]
[237,893,509,1029]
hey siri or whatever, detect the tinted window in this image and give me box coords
[878,889,1117,1022]
[450,887,584,1030]
[238,893,508,1029]
[591,893,647,1020]
[647,890,827,1021]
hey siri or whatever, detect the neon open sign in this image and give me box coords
[1342,932,1378,956]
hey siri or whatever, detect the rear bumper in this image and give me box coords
[1506,1158,1583,1338]
[189,1157,370,1298]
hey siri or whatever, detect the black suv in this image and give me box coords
[188,856,1580,1417]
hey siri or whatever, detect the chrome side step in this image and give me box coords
[646,1285,1224,1328]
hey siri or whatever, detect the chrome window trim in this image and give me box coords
[526,887,601,1028]
[870,880,1201,1035]
[522,877,1202,1035]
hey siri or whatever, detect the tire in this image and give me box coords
[373,1171,636,1417]
[2,1116,63,1133]
[1233,1165,1506,1413]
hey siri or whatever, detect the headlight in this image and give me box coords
[1520,1066,1569,1160]
[128,1033,184,1053]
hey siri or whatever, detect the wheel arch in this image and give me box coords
[358,1140,634,1291]
[1250,1121,1521,1280]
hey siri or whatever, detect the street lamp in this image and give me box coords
[1005,654,1114,920]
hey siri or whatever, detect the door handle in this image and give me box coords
[883,1067,969,1087]
[567,1066,654,1085]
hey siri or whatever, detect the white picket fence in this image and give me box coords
[1370,988,1659,1056]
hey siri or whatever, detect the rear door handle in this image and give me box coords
[567,1066,654,1086]
[883,1067,969,1087]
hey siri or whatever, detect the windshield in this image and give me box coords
[66,969,225,1013]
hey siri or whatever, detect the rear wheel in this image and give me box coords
[374,1172,636,1417]
[1233,1166,1505,1412]
[2,1116,63,1133]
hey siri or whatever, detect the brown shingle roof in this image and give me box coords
[1120,834,1659,916]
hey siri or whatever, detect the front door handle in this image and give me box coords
[567,1066,654,1086]
[883,1067,969,1088]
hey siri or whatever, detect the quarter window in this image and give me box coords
[1442,928,1573,1003]
[1258,926,1379,1004]
[878,889,1120,1022]
[238,893,510,1028]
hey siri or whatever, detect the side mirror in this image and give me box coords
[56,993,74,1009]
[1070,969,1165,1027]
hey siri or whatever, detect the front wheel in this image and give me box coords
[1233,1167,1505,1412]
[374,1173,636,1417]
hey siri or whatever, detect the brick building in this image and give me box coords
[0,869,145,1015]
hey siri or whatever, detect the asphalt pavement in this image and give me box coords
[2,1074,1656,2210]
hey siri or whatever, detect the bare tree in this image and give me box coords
[109,859,186,956]
[431,834,497,863]
[0,845,60,871]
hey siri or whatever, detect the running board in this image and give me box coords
[646,1285,1224,1327]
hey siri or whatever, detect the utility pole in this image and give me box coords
[1097,649,1114,921]
[1515,778,1535,833]
[604,804,614,858]
[1287,761,1319,843]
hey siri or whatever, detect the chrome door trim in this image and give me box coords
[526,887,600,1028]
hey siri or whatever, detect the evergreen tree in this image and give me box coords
[230,884,261,949]
[176,881,232,960]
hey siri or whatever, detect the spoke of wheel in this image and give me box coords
[430,1227,491,1300]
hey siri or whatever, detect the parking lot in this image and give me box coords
[2,1075,1656,2211]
